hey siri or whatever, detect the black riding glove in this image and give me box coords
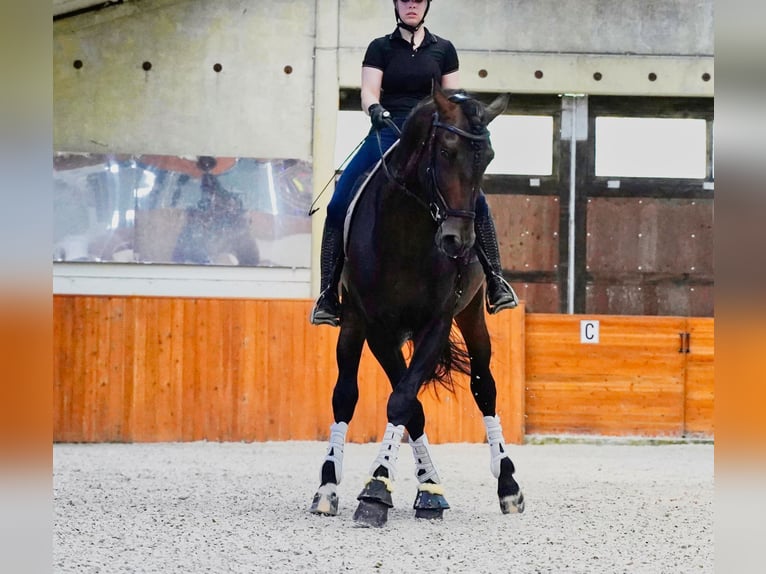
[368,103,391,131]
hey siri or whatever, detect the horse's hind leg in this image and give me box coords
[455,292,525,514]
[364,333,449,520]
[310,308,366,516]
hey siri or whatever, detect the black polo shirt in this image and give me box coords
[362,27,459,118]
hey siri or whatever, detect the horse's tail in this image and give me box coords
[423,326,472,393]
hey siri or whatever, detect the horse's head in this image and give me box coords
[407,85,509,259]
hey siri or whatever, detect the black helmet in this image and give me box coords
[393,0,431,37]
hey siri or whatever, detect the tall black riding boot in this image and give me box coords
[475,208,519,314]
[310,223,344,326]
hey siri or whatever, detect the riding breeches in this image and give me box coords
[326,123,403,230]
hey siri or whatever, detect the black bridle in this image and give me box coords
[427,112,490,223]
[380,109,491,224]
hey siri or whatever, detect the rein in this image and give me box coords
[381,109,490,224]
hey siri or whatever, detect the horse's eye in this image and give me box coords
[439,147,451,159]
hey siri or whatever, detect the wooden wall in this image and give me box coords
[524,314,712,436]
[53,295,713,444]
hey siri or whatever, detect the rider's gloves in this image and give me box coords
[368,103,392,131]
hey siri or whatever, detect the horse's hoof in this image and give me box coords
[357,477,394,508]
[499,490,525,514]
[353,499,389,527]
[310,485,339,516]
[413,485,449,520]
[414,507,444,520]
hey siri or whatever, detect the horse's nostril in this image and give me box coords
[440,235,464,258]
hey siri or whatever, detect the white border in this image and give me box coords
[53,263,312,299]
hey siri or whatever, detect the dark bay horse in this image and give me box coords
[310,85,524,527]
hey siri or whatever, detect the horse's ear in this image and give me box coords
[432,81,459,118]
[484,93,510,124]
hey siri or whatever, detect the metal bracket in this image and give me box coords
[678,332,691,353]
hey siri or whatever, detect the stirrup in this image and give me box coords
[486,274,519,314]
[310,289,340,326]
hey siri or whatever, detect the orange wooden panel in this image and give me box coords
[130,296,148,440]
[169,298,186,438]
[525,314,687,436]
[685,318,714,435]
[103,298,127,441]
[121,297,137,440]
[252,300,272,441]
[52,296,712,443]
[151,297,183,441]
[53,296,74,441]
[227,299,244,440]
[180,298,198,440]
[233,299,256,441]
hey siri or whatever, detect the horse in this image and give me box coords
[310,85,525,527]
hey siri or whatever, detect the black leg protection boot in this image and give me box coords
[475,209,519,314]
[310,223,344,326]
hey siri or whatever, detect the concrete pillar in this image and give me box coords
[310,0,340,297]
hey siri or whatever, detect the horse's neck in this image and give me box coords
[377,182,434,255]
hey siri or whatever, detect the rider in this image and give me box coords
[310,0,518,326]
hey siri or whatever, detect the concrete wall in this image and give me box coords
[338,0,714,97]
[53,0,714,155]
[54,0,316,158]
[342,0,713,54]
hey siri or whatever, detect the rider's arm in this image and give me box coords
[441,70,460,90]
[361,66,384,114]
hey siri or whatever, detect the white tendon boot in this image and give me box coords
[369,423,405,484]
[410,432,449,518]
[310,421,348,516]
[409,433,441,485]
[353,423,405,526]
[323,421,348,484]
[483,415,509,478]
[483,414,525,514]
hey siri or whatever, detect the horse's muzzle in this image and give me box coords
[435,224,475,259]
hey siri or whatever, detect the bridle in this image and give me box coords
[427,112,490,223]
[380,106,491,224]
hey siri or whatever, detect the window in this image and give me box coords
[595,117,707,178]
[485,115,553,176]
[53,153,313,268]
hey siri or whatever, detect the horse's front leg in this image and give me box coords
[364,331,447,520]
[310,308,366,516]
[455,292,525,515]
[353,318,453,527]
[408,431,450,519]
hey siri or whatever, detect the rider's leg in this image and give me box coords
[310,219,345,326]
[474,193,519,314]
[310,125,401,326]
